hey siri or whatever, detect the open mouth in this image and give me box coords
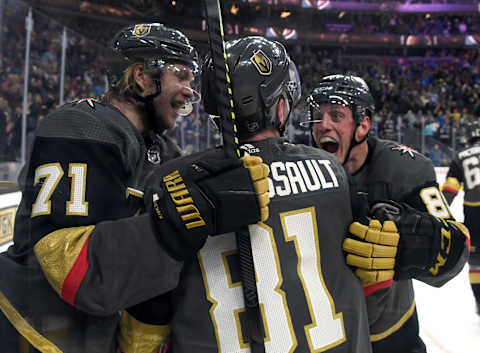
[171,100,185,110]
[318,136,339,154]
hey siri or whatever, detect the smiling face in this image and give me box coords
[141,62,199,131]
[311,103,357,164]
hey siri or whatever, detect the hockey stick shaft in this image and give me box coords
[202,0,265,351]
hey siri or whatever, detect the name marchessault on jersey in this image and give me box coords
[268,159,340,198]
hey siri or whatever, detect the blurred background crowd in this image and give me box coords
[1,0,480,181]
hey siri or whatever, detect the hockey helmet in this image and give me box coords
[304,74,375,125]
[468,119,480,143]
[202,36,301,136]
[107,23,199,88]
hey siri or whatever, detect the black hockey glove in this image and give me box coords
[371,200,468,281]
[145,155,270,261]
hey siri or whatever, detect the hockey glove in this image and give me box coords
[343,219,399,287]
[145,155,270,261]
[371,201,468,281]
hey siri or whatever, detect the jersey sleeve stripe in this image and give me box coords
[363,279,393,296]
[442,177,461,194]
[33,225,95,304]
[61,236,91,305]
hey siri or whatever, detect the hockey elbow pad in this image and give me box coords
[371,201,468,281]
[144,155,270,260]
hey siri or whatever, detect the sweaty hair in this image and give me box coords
[100,62,145,107]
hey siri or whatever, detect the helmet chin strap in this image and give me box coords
[343,123,368,166]
[132,80,163,133]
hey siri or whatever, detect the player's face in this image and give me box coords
[311,103,356,164]
[153,63,198,130]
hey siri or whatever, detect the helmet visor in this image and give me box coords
[300,94,351,127]
[145,59,201,116]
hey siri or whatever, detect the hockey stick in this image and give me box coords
[202,0,265,351]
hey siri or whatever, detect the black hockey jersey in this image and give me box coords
[443,143,480,206]
[132,138,372,353]
[352,137,467,349]
[0,99,182,353]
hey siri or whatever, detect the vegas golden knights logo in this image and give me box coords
[250,50,272,76]
[133,24,151,37]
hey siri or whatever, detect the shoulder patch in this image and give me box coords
[391,145,418,159]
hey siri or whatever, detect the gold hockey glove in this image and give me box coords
[343,219,399,286]
[145,154,270,261]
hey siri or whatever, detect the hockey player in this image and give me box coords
[116,36,381,353]
[442,120,480,313]
[0,24,269,353]
[304,74,470,353]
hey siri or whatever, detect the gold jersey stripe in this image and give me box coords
[34,226,95,297]
[126,187,144,199]
[442,177,461,193]
[117,311,170,353]
[469,271,480,284]
[0,291,62,353]
[370,300,416,342]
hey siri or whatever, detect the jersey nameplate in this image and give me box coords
[459,146,480,159]
[268,159,340,198]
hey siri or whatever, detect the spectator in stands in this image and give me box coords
[429,143,444,167]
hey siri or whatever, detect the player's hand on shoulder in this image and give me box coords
[144,153,270,260]
[343,216,399,288]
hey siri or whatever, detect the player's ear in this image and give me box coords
[133,63,149,93]
[356,115,371,141]
[276,97,290,127]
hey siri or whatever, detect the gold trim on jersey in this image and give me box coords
[126,187,144,199]
[0,290,62,353]
[34,225,95,296]
[442,177,461,194]
[66,163,88,216]
[280,207,346,352]
[198,249,222,351]
[370,300,416,342]
[419,186,452,219]
[117,311,170,353]
[464,201,480,207]
[258,222,296,351]
[469,272,480,284]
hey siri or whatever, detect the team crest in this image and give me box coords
[250,50,272,76]
[391,145,418,159]
[147,144,162,164]
[133,24,151,37]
